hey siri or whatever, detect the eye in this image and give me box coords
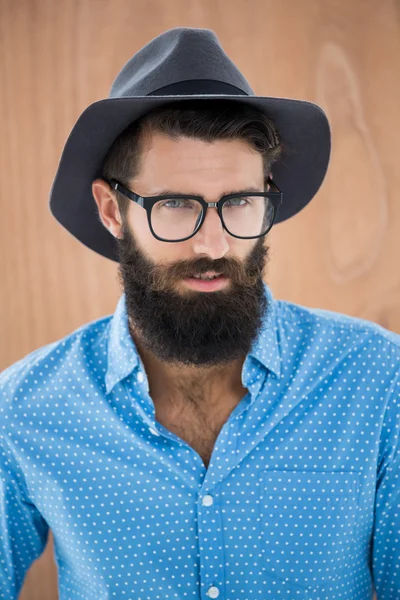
[158,198,196,209]
[224,197,251,207]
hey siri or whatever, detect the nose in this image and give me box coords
[191,205,229,259]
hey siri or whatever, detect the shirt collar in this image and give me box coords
[105,282,281,395]
[247,282,281,379]
[105,293,139,395]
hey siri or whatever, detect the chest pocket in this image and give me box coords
[259,470,360,589]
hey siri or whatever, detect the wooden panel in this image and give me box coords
[1,0,397,598]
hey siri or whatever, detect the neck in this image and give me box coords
[130,323,247,409]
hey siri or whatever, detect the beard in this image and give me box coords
[116,219,271,370]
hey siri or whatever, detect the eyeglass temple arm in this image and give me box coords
[267,176,281,193]
[107,179,145,208]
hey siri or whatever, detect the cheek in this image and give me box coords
[231,239,255,261]
[127,203,147,228]
[127,207,186,262]
[126,204,152,243]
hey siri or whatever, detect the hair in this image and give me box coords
[101,99,283,222]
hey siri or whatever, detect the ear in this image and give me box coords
[92,179,123,239]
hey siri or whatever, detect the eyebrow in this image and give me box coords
[149,186,264,197]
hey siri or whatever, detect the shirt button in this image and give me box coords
[202,494,214,507]
[137,372,144,383]
[207,586,220,598]
[149,427,160,436]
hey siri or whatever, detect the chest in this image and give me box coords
[153,387,249,468]
[156,411,225,468]
[155,391,250,468]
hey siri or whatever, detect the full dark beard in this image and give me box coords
[116,220,270,369]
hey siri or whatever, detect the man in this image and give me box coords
[0,27,399,600]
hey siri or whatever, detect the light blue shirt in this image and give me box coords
[1,283,399,600]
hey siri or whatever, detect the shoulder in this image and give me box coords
[0,313,113,418]
[274,297,400,363]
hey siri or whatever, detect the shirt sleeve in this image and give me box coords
[0,435,49,599]
[372,371,400,600]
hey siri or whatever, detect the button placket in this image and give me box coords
[199,492,224,600]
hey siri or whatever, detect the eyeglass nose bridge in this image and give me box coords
[194,200,225,235]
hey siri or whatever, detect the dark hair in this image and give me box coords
[102,99,283,222]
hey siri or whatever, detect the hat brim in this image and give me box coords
[49,95,330,262]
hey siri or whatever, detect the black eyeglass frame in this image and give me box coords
[106,176,283,243]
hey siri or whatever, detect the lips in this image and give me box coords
[184,275,229,291]
[192,271,222,279]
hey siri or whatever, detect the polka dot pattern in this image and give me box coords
[0,283,399,599]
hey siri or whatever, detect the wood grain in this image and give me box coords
[1,1,397,598]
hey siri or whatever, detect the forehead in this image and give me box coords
[135,132,264,192]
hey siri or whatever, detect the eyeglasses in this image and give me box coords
[107,176,282,243]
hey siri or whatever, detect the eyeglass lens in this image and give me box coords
[150,196,275,240]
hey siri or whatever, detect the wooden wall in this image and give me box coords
[1,0,399,598]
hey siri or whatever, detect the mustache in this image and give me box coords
[118,234,266,293]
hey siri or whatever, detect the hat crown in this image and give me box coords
[109,27,254,99]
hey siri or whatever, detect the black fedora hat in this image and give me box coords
[49,27,331,262]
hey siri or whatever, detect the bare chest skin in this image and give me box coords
[157,412,221,468]
[154,389,249,468]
